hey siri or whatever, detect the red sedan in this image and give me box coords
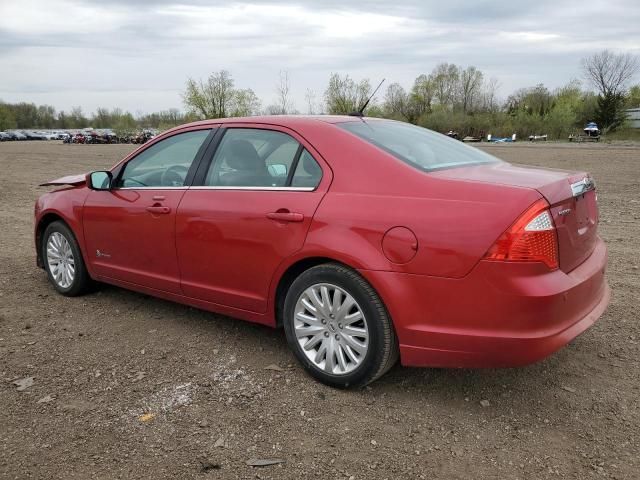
[35,116,610,387]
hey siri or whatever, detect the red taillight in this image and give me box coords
[484,198,559,270]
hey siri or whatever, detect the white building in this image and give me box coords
[626,108,640,128]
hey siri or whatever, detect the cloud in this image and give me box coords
[0,0,638,114]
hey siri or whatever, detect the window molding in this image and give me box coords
[189,186,316,192]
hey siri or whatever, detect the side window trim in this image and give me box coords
[285,144,304,187]
[191,127,226,186]
[113,127,216,189]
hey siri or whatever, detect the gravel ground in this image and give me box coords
[0,140,638,479]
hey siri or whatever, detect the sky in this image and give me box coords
[0,0,639,116]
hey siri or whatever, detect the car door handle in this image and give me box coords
[146,206,171,215]
[266,211,304,222]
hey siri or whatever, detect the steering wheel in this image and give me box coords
[161,165,189,187]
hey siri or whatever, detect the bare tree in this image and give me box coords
[304,88,317,114]
[582,50,639,130]
[410,74,434,117]
[458,66,484,113]
[481,77,501,113]
[384,83,420,123]
[582,50,639,96]
[275,70,293,115]
[430,63,459,108]
[384,83,408,118]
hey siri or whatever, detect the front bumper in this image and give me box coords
[359,237,609,368]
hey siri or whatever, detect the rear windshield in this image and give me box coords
[338,119,501,172]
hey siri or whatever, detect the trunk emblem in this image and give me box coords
[559,209,572,216]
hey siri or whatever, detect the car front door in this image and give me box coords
[83,128,214,293]
[175,125,329,313]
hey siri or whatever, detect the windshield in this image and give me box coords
[338,119,501,172]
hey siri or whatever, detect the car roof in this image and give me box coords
[176,114,366,130]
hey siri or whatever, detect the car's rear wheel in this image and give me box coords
[283,263,398,388]
[42,221,91,296]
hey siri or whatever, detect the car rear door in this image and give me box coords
[83,127,215,293]
[175,124,330,313]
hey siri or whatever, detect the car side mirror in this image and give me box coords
[268,163,287,177]
[87,171,112,190]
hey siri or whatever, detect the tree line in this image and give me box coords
[0,102,199,134]
[1,50,638,139]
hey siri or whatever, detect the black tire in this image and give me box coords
[283,263,399,388]
[42,221,91,296]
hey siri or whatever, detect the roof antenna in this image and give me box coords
[349,78,385,117]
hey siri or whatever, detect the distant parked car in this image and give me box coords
[0,132,11,141]
[23,131,46,140]
[40,132,58,140]
[9,131,27,140]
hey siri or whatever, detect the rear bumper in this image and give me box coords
[359,237,609,368]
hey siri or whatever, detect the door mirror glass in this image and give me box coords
[88,171,112,190]
[267,163,287,177]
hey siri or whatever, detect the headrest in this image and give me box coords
[226,139,263,171]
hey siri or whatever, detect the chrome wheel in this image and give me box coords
[294,283,369,375]
[46,232,75,289]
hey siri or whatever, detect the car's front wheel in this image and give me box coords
[42,221,91,296]
[283,263,398,388]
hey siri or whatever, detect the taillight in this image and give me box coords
[484,198,559,270]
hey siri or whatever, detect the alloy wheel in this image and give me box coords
[46,232,75,289]
[294,283,369,375]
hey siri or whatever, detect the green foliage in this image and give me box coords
[596,93,627,131]
[3,58,639,142]
[0,101,191,132]
[0,103,17,130]
[625,84,640,108]
[324,73,372,114]
[113,112,137,137]
[182,70,260,119]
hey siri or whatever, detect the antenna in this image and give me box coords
[349,78,385,117]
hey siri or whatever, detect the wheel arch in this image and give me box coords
[273,256,357,328]
[36,212,68,268]
[36,212,88,272]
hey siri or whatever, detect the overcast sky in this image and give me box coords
[1,0,638,115]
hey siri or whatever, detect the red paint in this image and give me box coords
[35,116,609,368]
[83,189,186,294]
[381,227,418,264]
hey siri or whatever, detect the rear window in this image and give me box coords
[338,120,501,172]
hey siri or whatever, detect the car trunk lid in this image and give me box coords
[430,162,599,272]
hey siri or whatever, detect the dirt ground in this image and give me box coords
[0,140,638,480]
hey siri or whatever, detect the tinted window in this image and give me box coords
[291,149,322,188]
[206,129,300,187]
[338,120,500,171]
[118,130,210,187]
